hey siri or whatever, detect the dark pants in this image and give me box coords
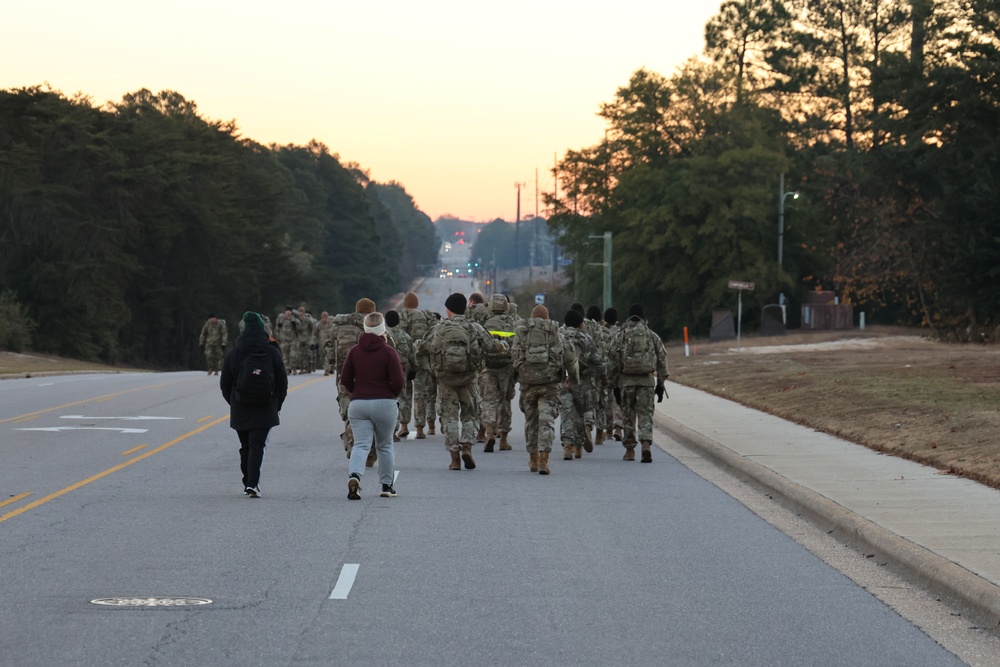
[237,429,270,489]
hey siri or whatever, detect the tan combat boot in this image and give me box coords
[623,446,636,461]
[595,428,605,445]
[461,444,477,470]
[537,451,551,475]
[529,451,538,472]
[640,440,653,463]
[366,445,377,468]
[415,424,426,439]
[583,427,594,453]
[449,450,462,470]
[427,420,436,436]
[476,424,486,443]
[499,432,512,450]
[562,444,574,461]
[397,422,410,438]
[574,444,583,459]
[484,426,496,453]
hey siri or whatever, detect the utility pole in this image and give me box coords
[588,232,613,313]
[514,182,522,268]
[778,173,799,312]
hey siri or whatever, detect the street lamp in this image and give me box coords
[778,173,799,271]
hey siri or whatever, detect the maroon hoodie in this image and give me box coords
[340,332,405,399]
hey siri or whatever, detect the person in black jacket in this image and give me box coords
[220,311,289,497]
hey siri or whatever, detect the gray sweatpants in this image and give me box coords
[348,398,398,485]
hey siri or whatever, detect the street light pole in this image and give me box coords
[777,173,799,308]
[588,232,613,313]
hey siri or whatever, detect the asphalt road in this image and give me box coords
[0,361,967,666]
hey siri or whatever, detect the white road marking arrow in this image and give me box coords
[15,427,149,434]
[60,415,182,420]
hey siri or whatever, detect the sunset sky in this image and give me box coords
[5,1,722,222]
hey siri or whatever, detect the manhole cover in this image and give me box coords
[90,597,213,607]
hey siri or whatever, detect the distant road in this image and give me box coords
[0,366,965,666]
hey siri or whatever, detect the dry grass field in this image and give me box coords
[669,327,1000,490]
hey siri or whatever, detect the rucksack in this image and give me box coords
[620,322,657,375]
[517,319,563,385]
[434,321,477,382]
[235,350,275,406]
[404,308,435,341]
[327,314,363,371]
[482,313,516,368]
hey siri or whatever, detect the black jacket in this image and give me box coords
[220,329,288,431]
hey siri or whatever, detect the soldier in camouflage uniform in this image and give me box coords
[603,307,624,441]
[559,309,606,460]
[479,294,517,452]
[585,305,609,445]
[295,306,316,374]
[512,305,579,475]
[274,306,300,374]
[199,313,228,375]
[421,292,504,471]
[314,311,335,375]
[608,304,668,462]
[385,309,416,440]
[399,291,439,439]
[325,298,377,458]
[467,292,490,325]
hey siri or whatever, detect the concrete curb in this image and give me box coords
[653,410,1000,633]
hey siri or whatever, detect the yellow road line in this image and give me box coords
[0,492,31,509]
[197,415,214,423]
[0,416,228,525]
[13,416,38,424]
[0,379,194,425]
[121,445,147,456]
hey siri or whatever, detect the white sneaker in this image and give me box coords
[245,486,260,498]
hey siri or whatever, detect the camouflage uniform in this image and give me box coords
[295,308,316,373]
[400,304,439,433]
[604,321,624,437]
[580,315,606,434]
[386,323,416,431]
[512,315,579,463]
[274,309,300,373]
[609,314,668,461]
[559,324,605,458]
[422,314,499,456]
[324,310,367,454]
[199,316,228,374]
[313,312,336,375]
[480,295,517,449]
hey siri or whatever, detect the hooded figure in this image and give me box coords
[220,311,289,497]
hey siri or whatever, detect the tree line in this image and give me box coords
[0,87,439,367]
[547,0,1000,341]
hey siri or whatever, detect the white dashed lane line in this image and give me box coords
[330,564,360,600]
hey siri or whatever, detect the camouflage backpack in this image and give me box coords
[326,313,364,372]
[403,308,435,341]
[516,319,564,385]
[482,312,516,369]
[620,321,657,375]
[433,320,480,385]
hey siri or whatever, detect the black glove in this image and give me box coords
[655,383,665,403]
[613,387,622,406]
[310,343,318,350]
[406,370,417,382]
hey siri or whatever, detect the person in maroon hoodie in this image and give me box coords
[340,312,405,499]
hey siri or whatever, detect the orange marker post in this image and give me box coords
[683,327,690,357]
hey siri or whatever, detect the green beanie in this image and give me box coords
[242,311,265,331]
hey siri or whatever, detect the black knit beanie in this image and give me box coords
[586,305,602,321]
[604,307,618,325]
[564,309,584,328]
[628,304,644,319]
[445,293,467,315]
[385,310,400,327]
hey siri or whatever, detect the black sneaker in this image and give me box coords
[380,484,397,498]
[348,474,361,500]
[245,486,260,498]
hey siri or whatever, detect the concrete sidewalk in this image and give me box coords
[653,382,1000,631]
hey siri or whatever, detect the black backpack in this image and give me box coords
[235,350,275,406]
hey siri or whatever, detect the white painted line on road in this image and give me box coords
[330,563,360,600]
[14,427,148,434]
[60,415,183,420]
[394,470,400,484]
[36,383,54,387]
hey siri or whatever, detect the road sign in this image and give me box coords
[535,293,545,305]
[728,280,755,291]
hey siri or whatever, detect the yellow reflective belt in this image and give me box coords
[489,331,516,338]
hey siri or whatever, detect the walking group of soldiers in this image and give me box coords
[202,289,669,476]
